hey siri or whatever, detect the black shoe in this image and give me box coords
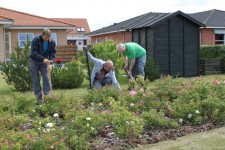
[127,87,132,91]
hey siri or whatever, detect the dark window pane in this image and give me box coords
[215,41,224,44]
[215,34,224,40]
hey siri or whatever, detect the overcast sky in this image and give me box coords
[0,0,224,31]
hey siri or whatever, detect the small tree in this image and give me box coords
[144,57,160,81]
[88,40,123,78]
[1,39,32,92]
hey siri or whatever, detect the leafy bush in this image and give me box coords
[111,101,144,138]
[143,110,178,129]
[200,45,225,59]
[144,57,160,81]
[88,40,123,78]
[0,41,32,92]
[51,60,84,89]
[84,86,121,105]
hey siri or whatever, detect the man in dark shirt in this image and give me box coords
[29,28,56,104]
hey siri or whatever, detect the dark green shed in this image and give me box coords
[130,11,205,77]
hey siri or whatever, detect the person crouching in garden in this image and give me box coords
[83,47,121,90]
[29,28,56,104]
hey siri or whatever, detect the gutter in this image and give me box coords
[87,29,128,37]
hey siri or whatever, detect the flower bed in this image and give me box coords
[0,76,225,149]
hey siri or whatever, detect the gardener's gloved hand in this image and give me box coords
[127,71,132,76]
[43,59,50,65]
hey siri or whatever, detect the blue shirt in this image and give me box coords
[42,41,48,55]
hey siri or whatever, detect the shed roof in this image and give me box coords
[87,11,205,36]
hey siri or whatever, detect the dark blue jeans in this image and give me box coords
[131,55,146,78]
[29,58,50,99]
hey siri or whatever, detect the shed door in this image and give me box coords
[169,16,184,76]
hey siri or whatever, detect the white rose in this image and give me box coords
[130,103,134,107]
[46,123,53,128]
[187,113,192,119]
[86,117,91,121]
[178,118,183,123]
[195,110,200,114]
[53,113,59,117]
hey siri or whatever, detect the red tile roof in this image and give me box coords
[0,15,13,21]
[52,18,91,33]
[0,7,75,27]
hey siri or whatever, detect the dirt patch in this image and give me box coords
[90,122,225,150]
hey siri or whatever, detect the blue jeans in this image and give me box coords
[131,55,146,78]
[92,77,112,89]
[29,58,50,99]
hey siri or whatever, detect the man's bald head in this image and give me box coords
[104,60,114,72]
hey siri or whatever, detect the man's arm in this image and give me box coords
[111,70,121,90]
[30,37,46,62]
[123,56,128,70]
[128,59,136,75]
[86,52,102,64]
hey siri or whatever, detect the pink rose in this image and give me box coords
[130,91,137,96]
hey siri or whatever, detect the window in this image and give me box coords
[81,28,85,32]
[215,34,224,44]
[18,33,34,48]
[95,38,99,43]
[77,27,85,32]
[5,33,12,61]
[51,33,57,45]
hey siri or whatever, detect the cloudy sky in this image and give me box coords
[0,0,224,31]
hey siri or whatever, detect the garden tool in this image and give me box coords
[83,45,92,89]
[47,61,53,98]
[125,69,136,84]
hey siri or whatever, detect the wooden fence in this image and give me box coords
[200,58,224,75]
[55,45,78,63]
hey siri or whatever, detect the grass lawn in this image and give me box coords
[1,72,225,149]
[133,126,225,150]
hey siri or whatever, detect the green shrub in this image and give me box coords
[144,57,160,81]
[51,60,84,89]
[200,45,225,59]
[0,40,32,92]
[88,40,123,79]
[111,101,144,138]
[143,110,178,129]
[84,86,121,105]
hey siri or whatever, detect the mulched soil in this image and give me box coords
[89,122,225,150]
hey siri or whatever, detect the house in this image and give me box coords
[87,11,205,77]
[86,18,133,44]
[53,18,91,50]
[0,7,75,62]
[190,9,225,45]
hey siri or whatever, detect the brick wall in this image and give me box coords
[0,25,4,61]
[200,28,214,45]
[90,31,132,44]
[5,29,68,51]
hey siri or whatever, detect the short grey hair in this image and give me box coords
[42,28,51,36]
[116,43,126,52]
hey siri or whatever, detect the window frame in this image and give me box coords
[18,33,34,48]
[51,33,57,45]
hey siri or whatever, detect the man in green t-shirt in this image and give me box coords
[116,42,146,79]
